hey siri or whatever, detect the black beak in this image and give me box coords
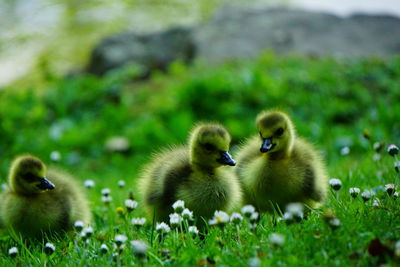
[217,151,236,166]
[260,138,275,153]
[37,177,55,190]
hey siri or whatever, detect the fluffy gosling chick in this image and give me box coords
[138,124,242,223]
[0,155,91,238]
[236,110,328,212]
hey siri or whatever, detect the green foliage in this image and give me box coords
[0,54,400,265]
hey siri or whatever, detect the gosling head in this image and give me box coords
[9,155,55,195]
[256,110,295,155]
[189,124,236,169]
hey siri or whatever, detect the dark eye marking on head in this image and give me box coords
[203,143,215,151]
[23,173,37,183]
[275,127,284,136]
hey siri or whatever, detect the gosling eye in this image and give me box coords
[275,127,284,136]
[23,173,37,183]
[203,143,215,152]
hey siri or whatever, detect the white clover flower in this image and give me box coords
[172,200,185,213]
[100,243,109,254]
[50,151,61,162]
[44,242,55,255]
[230,212,243,224]
[131,240,149,258]
[82,227,93,238]
[188,226,199,235]
[1,183,7,191]
[361,190,372,202]
[269,233,285,246]
[385,184,396,196]
[114,243,125,253]
[395,161,400,173]
[328,217,341,229]
[131,217,146,227]
[373,199,380,208]
[8,247,18,257]
[83,179,95,188]
[114,234,128,247]
[285,203,304,222]
[181,208,194,221]
[125,199,138,212]
[349,187,360,198]
[156,222,171,233]
[394,191,399,200]
[248,256,261,267]
[169,213,182,227]
[209,210,230,226]
[101,188,111,196]
[329,178,342,191]
[340,146,350,156]
[373,153,381,162]
[101,195,112,204]
[373,142,383,152]
[118,180,126,188]
[388,144,399,156]
[74,220,85,232]
[241,205,256,217]
[249,212,259,224]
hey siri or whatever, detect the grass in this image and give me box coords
[0,52,399,265]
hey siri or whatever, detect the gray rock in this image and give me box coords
[87,27,195,76]
[193,7,400,62]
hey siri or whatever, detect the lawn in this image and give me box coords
[0,53,399,265]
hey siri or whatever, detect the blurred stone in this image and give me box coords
[105,136,131,153]
[86,27,195,77]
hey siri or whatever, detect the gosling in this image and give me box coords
[236,110,328,213]
[138,123,242,224]
[0,155,91,238]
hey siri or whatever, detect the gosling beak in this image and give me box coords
[260,138,275,153]
[217,151,236,166]
[37,177,55,190]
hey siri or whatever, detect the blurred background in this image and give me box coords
[0,0,399,191]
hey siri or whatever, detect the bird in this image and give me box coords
[235,110,328,213]
[0,155,91,238]
[138,123,242,224]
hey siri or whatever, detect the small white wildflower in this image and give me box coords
[283,212,293,223]
[285,203,304,221]
[349,187,360,198]
[385,184,396,195]
[230,212,243,224]
[1,183,7,191]
[8,247,18,258]
[172,200,185,213]
[181,208,194,220]
[394,191,399,200]
[388,144,399,156]
[131,217,146,227]
[248,256,261,267]
[83,179,95,188]
[269,233,285,246]
[100,243,109,254]
[101,195,112,204]
[130,240,149,258]
[340,146,350,156]
[241,205,256,217]
[82,227,93,238]
[74,220,85,232]
[114,234,128,247]
[114,243,125,253]
[208,210,230,226]
[44,242,55,255]
[50,151,61,162]
[125,199,138,212]
[118,180,126,188]
[249,212,259,224]
[329,178,342,191]
[361,190,372,202]
[328,217,341,229]
[373,199,380,208]
[395,161,400,173]
[373,153,381,162]
[188,226,199,235]
[156,222,171,233]
[373,142,383,152]
[169,213,182,227]
[101,188,111,196]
